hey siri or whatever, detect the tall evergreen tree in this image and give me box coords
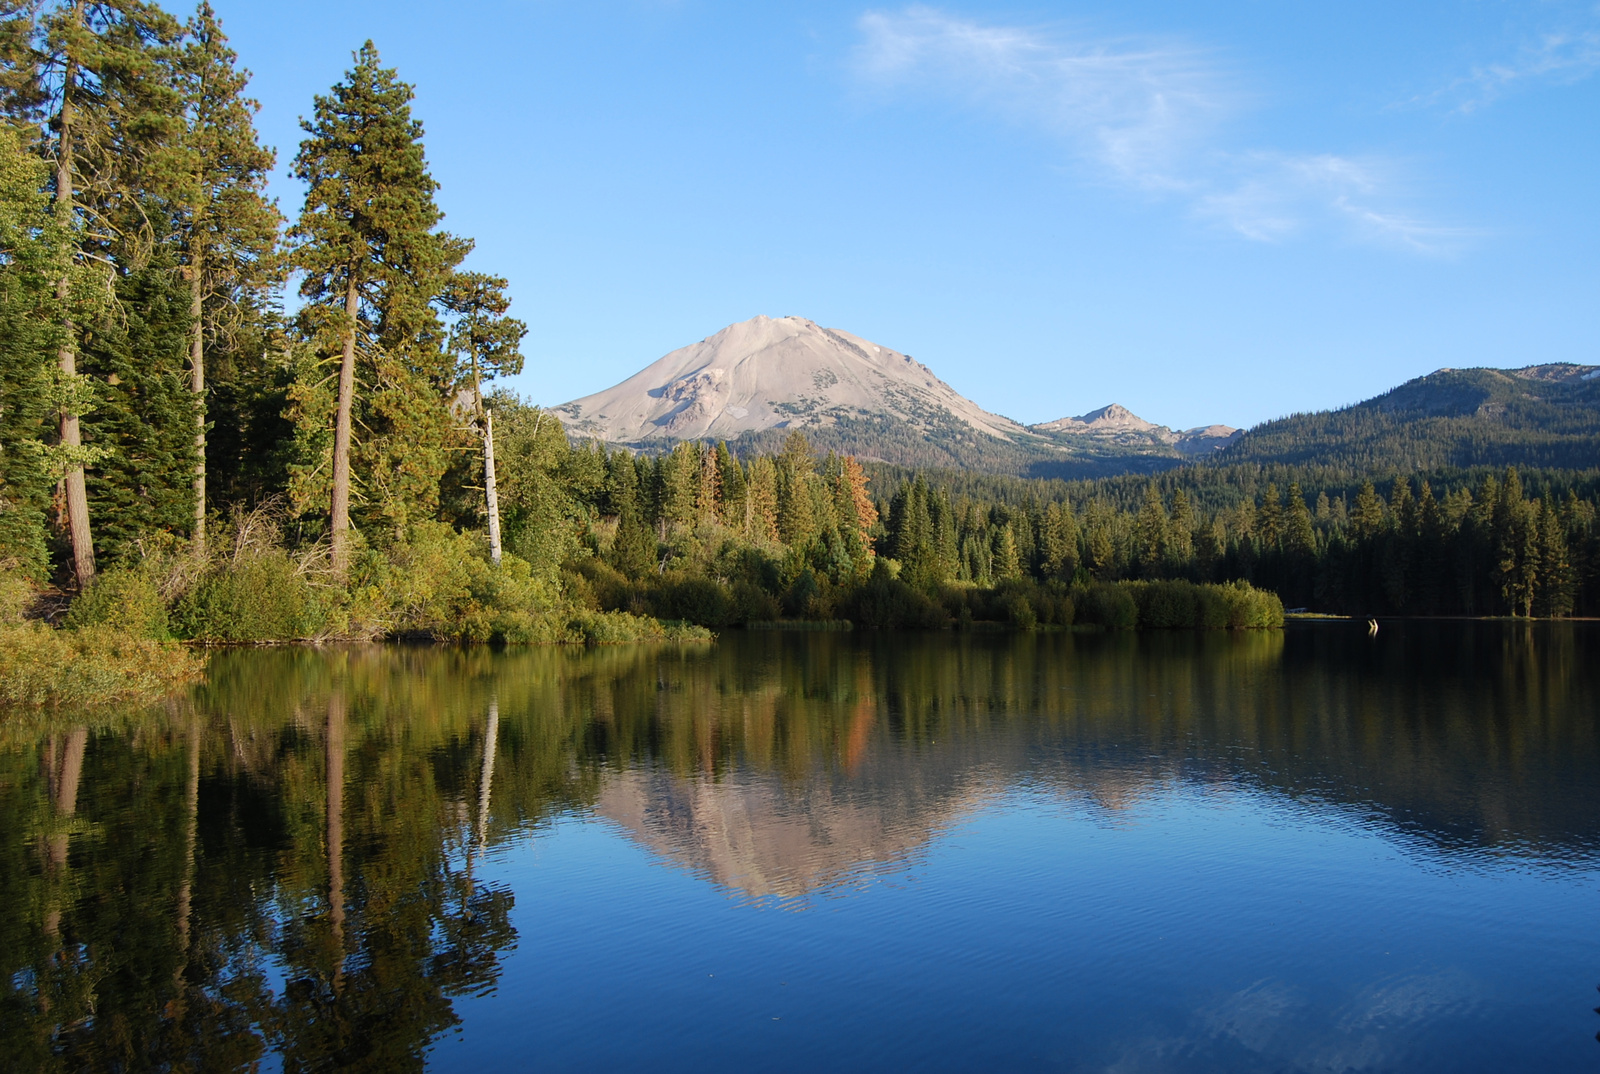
[0,123,71,579]
[77,251,196,564]
[35,0,184,584]
[172,1,280,547]
[289,41,467,575]
[442,270,524,564]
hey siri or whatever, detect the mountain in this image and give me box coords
[554,314,1026,442]
[553,315,1235,477]
[1034,404,1242,457]
[1218,364,1600,472]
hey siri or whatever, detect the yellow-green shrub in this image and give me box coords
[64,568,170,639]
[174,553,324,642]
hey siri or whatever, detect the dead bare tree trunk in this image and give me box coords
[484,409,502,566]
[330,274,358,578]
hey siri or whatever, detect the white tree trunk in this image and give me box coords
[484,409,503,566]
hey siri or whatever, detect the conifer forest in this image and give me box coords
[0,0,1595,685]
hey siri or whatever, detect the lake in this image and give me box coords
[3,623,1597,1072]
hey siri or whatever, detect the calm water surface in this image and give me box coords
[3,623,1598,1072]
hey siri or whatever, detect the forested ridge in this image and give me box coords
[1216,364,1600,472]
[0,1,1591,667]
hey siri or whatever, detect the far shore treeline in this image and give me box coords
[0,2,1594,705]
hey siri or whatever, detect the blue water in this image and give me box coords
[445,770,1595,1072]
[3,624,1597,1071]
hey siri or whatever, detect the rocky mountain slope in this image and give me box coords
[554,315,1026,442]
[554,315,1234,477]
[1034,403,1241,457]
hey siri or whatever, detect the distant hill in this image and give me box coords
[1218,364,1600,472]
[553,315,1236,477]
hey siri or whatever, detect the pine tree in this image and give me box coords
[930,486,957,583]
[1134,483,1168,572]
[1167,489,1195,566]
[172,2,280,548]
[656,441,696,531]
[1084,501,1115,577]
[36,0,184,584]
[695,442,721,526]
[442,270,524,564]
[77,252,197,564]
[776,430,816,547]
[715,440,744,526]
[1535,498,1573,618]
[828,453,876,581]
[289,41,468,575]
[744,455,778,543]
[1284,482,1315,555]
[1255,484,1283,551]
[610,491,655,579]
[991,522,1020,580]
[1351,480,1384,542]
[0,124,69,578]
[1390,478,1417,538]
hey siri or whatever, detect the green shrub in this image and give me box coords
[174,554,322,642]
[0,623,202,707]
[1220,580,1285,629]
[64,568,169,639]
[655,574,734,628]
[564,607,713,643]
[1074,581,1139,630]
[730,579,780,624]
[1120,579,1283,629]
[842,564,948,629]
[1002,590,1038,631]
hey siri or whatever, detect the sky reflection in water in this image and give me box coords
[2,623,1597,1072]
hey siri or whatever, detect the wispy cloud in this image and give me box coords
[855,7,1226,189]
[853,6,1469,254]
[1433,27,1600,113]
[1198,154,1479,254]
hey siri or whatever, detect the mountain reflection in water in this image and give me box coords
[1,623,1596,1071]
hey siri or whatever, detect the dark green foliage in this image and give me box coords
[840,562,947,629]
[1074,581,1138,630]
[1221,365,1600,472]
[653,574,734,629]
[78,256,199,564]
[287,40,472,533]
[0,129,58,579]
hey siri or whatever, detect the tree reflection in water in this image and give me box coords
[0,624,1595,1069]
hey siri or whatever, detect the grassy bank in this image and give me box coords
[0,623,205,708]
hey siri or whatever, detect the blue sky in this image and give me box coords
[219,1,1599,431]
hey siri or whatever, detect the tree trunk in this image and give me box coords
[330,274,357,578]
[55,25,94,587]
[190,255,205,551]
[484,408,502,566]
